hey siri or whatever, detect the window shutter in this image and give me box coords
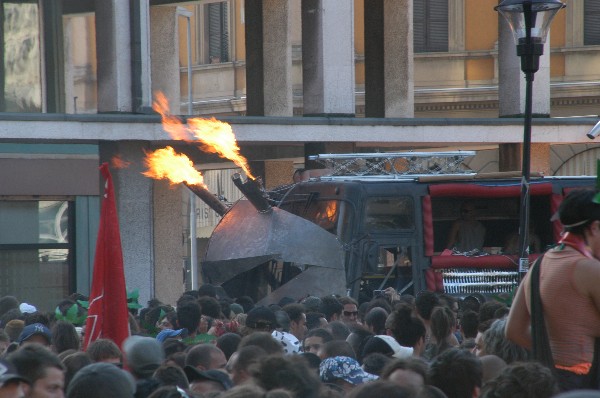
[427,0,448,52]
[413,0,448,53]
[207,3,223,62]
[414,0,427,53]
[584,0,600,45]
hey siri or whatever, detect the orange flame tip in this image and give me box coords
[142,146,207,188]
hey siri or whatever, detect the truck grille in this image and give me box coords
[439,268,519,294]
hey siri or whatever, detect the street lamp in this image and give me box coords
[495,0,565,278]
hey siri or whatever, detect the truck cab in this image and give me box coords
[201,152,594,304]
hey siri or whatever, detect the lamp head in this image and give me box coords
[495,0,565,45]
[587,120,600,140]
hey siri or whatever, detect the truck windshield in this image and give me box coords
[364,196,415,231]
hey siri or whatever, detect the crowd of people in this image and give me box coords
[0,284,595,398]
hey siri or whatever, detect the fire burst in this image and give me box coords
[142,146,207,188]
[152,92,254,180]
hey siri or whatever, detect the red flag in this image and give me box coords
[83,163,130,350]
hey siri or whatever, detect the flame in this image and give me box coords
[111,155,131,169]
[142,146,207,188]
[187,118,254,179]
[152,92,255,180]
[152,92,192,141]
[325,201,337,219]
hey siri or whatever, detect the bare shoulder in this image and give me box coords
[573,257,600,296]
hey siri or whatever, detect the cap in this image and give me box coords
[320,356,378,385]
[123,335,164,378]
[374,335,413,359]
[229,303,244,315]
[0,359,29,388]
[245,306,276,329]
[156,328,187,343]
[66,362,136,398]
[18,323,51,345]
[184,366,233,390]
[18,303,37,314]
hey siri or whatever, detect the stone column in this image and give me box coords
[262,0,293,116]
[153,180,185,306]
[99,142,154,307]
[95,0,132,112]
[150,6,180,112]
[364,0,414,118]
[302,0,355,116]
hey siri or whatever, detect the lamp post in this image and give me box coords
[495,0,564,279]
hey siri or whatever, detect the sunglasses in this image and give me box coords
[343,311,358,317]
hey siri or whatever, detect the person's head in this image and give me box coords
[152,364,189,389]
[228,345,267,386]
[198,296,222,320]
[319,296,343,322]
[479,354,508,385]
[66,362,135,398]
[317,340,355,361]
[18,323,52,347]
[238,332,284,356]
[273,310,290,331]
[345,380,414,398]
[61,351,92,389]
[122,335,165,379]
[185,367,233,394]
[235,296,255,314]
[345,327,373,362]
[86,338,123,365]
[325,321,351,341]
[51,321,80,354]
[319,356,377,394]
[4,320,25,343]
[428,348,482,398]
[338,297,359,324]
[216,333,241,360]
[460,309,479,339]
[361,353,392,376]
[480,361,558,398]
[558,189,600,239]
[0,296,19,319]
[364,307,388,335]
[361,335,413,362]
[176,301,201,335]
[415,291,440,322]
[429,305,455,350]
[381,357,428,393]
[185,344,227,371]
[462,294,485,313]
[300,296,321,313]
[305,312,327,330]
[253,355,321,398]
[460,201,478,221]
[283,304,307,341]
[479,301,506,324]
[8,343,65,398]
[385,304,426,354]
[197,284,217,298]
[303,328,333,355]
[244,307,277,334]
[0,358,30,398]
[481,318,530,364]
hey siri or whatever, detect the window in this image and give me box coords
[413,0,449,53]
[364,197,415,231]
[196,1,230,64]
[0,201,74,311]
[1,1,42,112]
[584,0,600,45]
